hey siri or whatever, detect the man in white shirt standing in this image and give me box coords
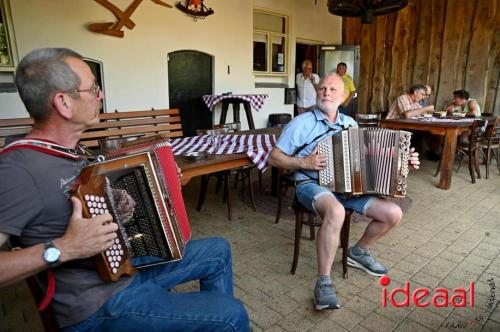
[296,60,319,114]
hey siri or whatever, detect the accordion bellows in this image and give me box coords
[318,128,412,197]
[71,140,191,282]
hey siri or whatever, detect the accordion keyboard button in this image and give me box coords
[89,208,94,214]
[107,256,112,262]
[87,201,92,207]
[100,197,105,203]
[119,249,124,255]
[84,194,90,201]
[106,250,110,256]
[90,195,95,201]
[117,256,122,262]
[112,268,118,274]
[115,238,120,244]
[102,203,107,209]
[97,202,102,208]
[100,209,105,214]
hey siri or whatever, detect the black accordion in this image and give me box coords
[317,127,412,197]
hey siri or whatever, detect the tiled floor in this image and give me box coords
[1,159,499,331]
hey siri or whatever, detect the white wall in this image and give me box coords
[0,0,342,129]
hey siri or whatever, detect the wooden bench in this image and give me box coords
[0,108,183,149]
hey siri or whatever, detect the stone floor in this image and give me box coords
[1,158,499,331]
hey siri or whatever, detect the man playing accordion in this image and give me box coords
[269,73,420,310]
[0,48,249,331]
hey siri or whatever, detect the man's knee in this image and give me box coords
[386,205,403,227]
[315,196,345,231]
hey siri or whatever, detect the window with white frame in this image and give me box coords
[253,9,288,75]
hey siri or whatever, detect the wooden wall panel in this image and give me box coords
[484,5,500,113]
[370,16,388,113]
[343,0,500,115]
[358,23,376,113]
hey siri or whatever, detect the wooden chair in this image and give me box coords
[355,113,381,127]
[454,119,487,183]
[291,198,352,278]
[478,116,500,179]
[196,124,257,220]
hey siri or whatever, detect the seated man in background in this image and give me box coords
[268,73,419,311]
[0,48,249,332]
[386,84,435,119]
[419,85,432,107]
[444,89,482,117]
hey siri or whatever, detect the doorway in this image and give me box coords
[168,50,213,137]
[319,45,360,116]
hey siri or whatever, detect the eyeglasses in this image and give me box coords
[64,83,101,97]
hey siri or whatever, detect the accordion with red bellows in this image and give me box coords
[317,127,412,197]
[71,140,191,282]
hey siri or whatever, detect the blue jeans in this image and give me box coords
[296,181,375,216]
[63,237,249,332]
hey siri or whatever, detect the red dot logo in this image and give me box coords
[379,275,390,286]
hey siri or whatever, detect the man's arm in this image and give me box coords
[268,147,326,171]
[342,91,356,108]
[0,197,118,287]
[402,105,435,118]
[466,100,480,116]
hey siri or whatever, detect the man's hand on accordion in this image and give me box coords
[301,147,327,170]
[54,197,118,263]
[408,147,420,170]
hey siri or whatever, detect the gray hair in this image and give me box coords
[15,48,83,122]
[301,59,313,69]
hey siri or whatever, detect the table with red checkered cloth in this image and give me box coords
[202,94,269,112]
[171,134,276,171]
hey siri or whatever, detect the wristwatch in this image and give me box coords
[42,241,61,267]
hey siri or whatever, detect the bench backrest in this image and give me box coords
[0,108,183,149]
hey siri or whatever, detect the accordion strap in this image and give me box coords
[37,269,56,311]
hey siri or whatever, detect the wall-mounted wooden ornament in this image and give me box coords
[88,0,172,38]
[176,0,214,21]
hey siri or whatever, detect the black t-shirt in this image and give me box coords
[0,148,133,327]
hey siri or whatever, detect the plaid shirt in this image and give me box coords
[387,94,422,119]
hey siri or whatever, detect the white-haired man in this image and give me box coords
[269,73,420,310]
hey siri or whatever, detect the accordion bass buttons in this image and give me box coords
[83,194,123,275]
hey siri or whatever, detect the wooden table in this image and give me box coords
[175,127,281,186]
[380,118,473,190]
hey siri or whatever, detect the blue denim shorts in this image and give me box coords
[296,181,376,216]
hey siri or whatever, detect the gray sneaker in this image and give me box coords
[313,281,341,310]
[347,246,388,277]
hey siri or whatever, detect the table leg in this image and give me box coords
[233,102,240,124]
[219,101,229,125]
[438,128,459,190]
[243,102,256,130]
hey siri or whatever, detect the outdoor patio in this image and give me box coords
[1,157,499,332]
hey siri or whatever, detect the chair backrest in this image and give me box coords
[469,119,488,149]
[196,127,229,136]
[214,122,241,133]
[485,116,500,145]
[355,113,381,127]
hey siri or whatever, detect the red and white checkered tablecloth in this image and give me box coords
[171,134,276,172]
[202,94,269,112]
